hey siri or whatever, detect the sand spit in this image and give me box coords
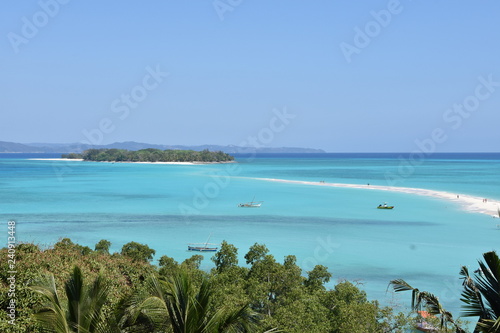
[250,177,500,218]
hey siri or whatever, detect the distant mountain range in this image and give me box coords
[0,141,325,154]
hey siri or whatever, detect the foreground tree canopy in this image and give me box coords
[62,148,235,163]
[2,238,494,332]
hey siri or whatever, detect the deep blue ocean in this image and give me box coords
[1,152,499,319]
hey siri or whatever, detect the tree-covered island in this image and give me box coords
[62,148,235,163]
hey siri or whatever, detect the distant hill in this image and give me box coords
[0,141,47,153]
[1,141,325,154]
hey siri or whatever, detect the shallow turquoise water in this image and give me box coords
[1,153,499,318]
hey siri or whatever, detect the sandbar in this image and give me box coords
[29,158,84,161]
[28,158,234,165]
[249,177,500,218]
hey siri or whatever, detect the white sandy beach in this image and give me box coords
[29,158,84,161]
[250,177,500,218]
[28,158,234,165]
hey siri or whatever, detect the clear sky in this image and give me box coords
[1,1,499,152]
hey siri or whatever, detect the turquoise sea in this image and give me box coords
[1,153,500,317]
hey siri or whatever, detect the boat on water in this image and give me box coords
[238,201,263,208]
[238,196,263,208]
[377,203,394,209]
[415,311,438,332]
[187,244,218,252]
[415,320,438,332]
[188,234,218,252]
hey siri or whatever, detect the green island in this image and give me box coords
[62,148,235,163]
[3,238,499,332]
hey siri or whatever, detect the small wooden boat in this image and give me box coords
[188,234,218,252]
[415,321,438,332]
[377,203,394,209]
[415,311,438,332]
[238,196,263,208]
[188,244,218,252]
[238,201,263,208]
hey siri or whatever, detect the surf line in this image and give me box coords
[243,176,500,218]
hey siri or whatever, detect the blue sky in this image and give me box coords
[1,0,499,152]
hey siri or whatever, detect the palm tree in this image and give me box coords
[29,266,116,333]
[460,251,500,332]
[121,269,261,332]
[389,279,465,332]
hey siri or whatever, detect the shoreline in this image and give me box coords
[28,158,236,165]
[249,177,500,218]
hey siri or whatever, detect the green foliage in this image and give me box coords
[17,243,40,253]
[94,239,111,254]
[244,243,269,265]
[0,239,155,332]
[389,279,466,332]
[324,281,382,332]
[121,241,156,262]
[121,270,260,332]
[268,296,330,332]
[29,266,115,333]
[304,264,331,292]
[0,239,421,333]
[212,240,238,273]
[158,255,179,277]
[53,237,75,250]
[182,254,204,270]
[66,148,235,163]
[61,153,82,159]
[460,251,500,332]
[54,238,92,255]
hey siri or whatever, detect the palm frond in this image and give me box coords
[118,276,170,330]
[477,252,500,315]
[29,273,71,333]
[207,304,261,333]
[460,251,500,332]
[460,265,489,318]
[65,266,85,326]
[32,307,71,333]
[418,291,442,316]
[29,266,115,333]
[389,279,420,311]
